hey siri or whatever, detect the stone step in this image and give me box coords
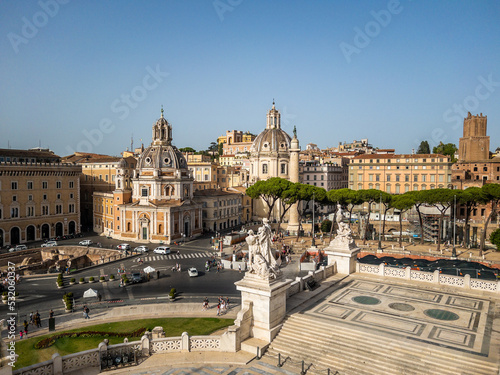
[285,314,497,372]
[286,313,498,370]
[266,314,498,375]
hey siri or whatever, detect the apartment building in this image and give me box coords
[349,154,453,193]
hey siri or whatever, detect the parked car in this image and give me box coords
[130,272,144,284]
[9,244,27,252]
[153,246,171,255]
[79,239,92,246]
[134,246,149,253]
[41,241,58,247]
[188,267,199,277]
[116,244,130,250]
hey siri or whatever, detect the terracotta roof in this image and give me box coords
[0,148,59,159]
[352,153,448,160]
[194,189,242,197]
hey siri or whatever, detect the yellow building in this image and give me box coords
[0,149,81,246]
[62,152,136,231]
[193,188,243,232]
[349,153,453,193]
[93,109,202,244]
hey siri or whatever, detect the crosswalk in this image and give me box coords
[133,252,212,262]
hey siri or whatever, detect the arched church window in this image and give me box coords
[280,163,286,174]
[262,164,268,174]
[127,222,131,232]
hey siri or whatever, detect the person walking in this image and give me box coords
[35,311,41,328]
[216,303,220,316]
[49,309,54,319]
[29,312,34,326]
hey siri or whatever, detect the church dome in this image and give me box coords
[137,144,187,171]
[137,108,188,172]
[250,128,292,154]
[250,102,292,154]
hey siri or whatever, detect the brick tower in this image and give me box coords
[458,112,489,162]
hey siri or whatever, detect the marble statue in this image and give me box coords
[331,204,356,249]
[245,219,280,279]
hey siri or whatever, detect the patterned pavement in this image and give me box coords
[304,278,494,356]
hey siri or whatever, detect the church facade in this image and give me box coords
[93,109,202,244]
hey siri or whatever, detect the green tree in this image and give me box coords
[479,183,500,255]
[416,141,430,154]
[208,142,218,152]
[458,187,487,247]
[357,189,384,245]
[320,219,332,233]
[218,143,223,156]
[246,177,292,221]
[489,228,500,251]
[391,193,416,246]
[379,192,393,242]
[421,188,456,253]
[274,179,296,231]
[432,142,458,161]
[290,183,316,239]
[405,191,426,244]
[179,147,196,153]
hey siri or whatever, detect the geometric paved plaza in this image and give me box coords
[307,278,493,356]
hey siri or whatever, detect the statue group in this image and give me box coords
[332,204,356,249]
[245,219,281,280]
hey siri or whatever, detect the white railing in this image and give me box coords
[357,263,499,293]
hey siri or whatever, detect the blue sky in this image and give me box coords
[1,0,499,157]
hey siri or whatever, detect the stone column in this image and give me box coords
[287,134,300,235]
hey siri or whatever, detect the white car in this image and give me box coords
[187,267,198,277]
[134,246,149,253]
[153,246,171,255]
[41,241,58,247]
[9,244,27,252]
[79,239,92,246]
[116,244,130,250]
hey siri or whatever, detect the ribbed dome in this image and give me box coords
[137,144,187,171]
[250,128,291,154]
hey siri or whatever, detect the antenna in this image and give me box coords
[131,134,133,153]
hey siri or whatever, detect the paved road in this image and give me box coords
[2,233,304,332]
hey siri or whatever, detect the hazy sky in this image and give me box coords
[1,0,499,157]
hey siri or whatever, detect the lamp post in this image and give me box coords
[378,194,382,250]
[311,192,316,247]
[452,195,457,258]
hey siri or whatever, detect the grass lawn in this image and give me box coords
[15,317,234,369]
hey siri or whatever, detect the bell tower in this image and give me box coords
[458,112,489,161]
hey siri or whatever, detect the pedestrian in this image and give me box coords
[23,320,28,336]
[35,310,41,328]
[216,303,220,316]
[157,270,160,280]
[98,293,102,302]
[49,309,54,319]
[83,305,89,319]
[29,312,34,326]
[19,331,23,340]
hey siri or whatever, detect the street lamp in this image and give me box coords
[378,194,382,250]
[311,192,316,247]
[452,195,457,258]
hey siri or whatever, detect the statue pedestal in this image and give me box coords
[235,273,291,343]
[324,238,360,275]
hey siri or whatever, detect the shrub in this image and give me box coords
[109,274,115,280]
[100,276,105,281]
[490,228,500,251]
[79,277,85,283]
[57,280,63,287]
[320,219,332,233]
[70,278,76,283]
[34,327,147,349]
[89,276,95,282]
[2,291,7,297]
[57,273,63,280]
